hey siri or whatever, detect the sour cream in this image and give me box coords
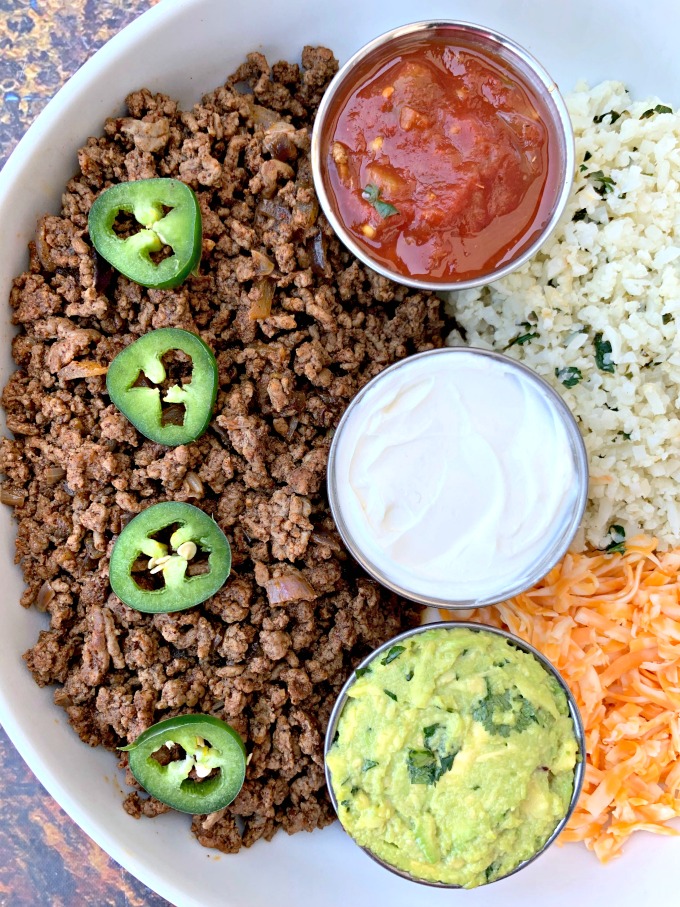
[328,348,587,606]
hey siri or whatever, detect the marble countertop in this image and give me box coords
[0,3,171,903]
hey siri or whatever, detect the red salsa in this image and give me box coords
[323,37,561,282]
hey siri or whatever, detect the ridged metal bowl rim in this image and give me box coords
[323,620,587,889]
[310,19,575,291]
[326,346,589,609]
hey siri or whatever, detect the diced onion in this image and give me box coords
[0,488,24,506]
[45,466,66,485]
[251,250,275,276]
[264,569,317,605]
[58,361,108,380]
[185,471,204,496]
[35,581,55,611]
[249,278,275,321]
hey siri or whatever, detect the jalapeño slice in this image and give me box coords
[106,328,217,446]
[120,714,246,814]
[88,177,202,289]
[110,502,231,613]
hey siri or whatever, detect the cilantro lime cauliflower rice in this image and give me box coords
[446,81,680,551]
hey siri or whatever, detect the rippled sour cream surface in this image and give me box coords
[331,350,578,603]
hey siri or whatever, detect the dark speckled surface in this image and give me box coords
[0,3,173,904]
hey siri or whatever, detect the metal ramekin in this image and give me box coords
[324,621,586,889]
[326,346,588,610]
[311,20,574,291]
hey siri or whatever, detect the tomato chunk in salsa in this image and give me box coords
[324,39,560,282]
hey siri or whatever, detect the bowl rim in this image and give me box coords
[323,619,587,889]
[310,18,576,291]
[326,345,589,609]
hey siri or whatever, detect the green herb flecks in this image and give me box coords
[663,313,674,325]
[355,665,371,679]
[485,861,502,883]
[555,366,583,388]
[362,759,379,773]
[340,799,351,808]
[406,747,457,786]
[588,170,616,196]
[407,749,439,785]
[593,110,622,124]
[438,753,456,775]
[406,721,459,786]
[405,669,414,682]
[472,688,539,738]
[507,331,539,349]
[572,208,588,222]
[604,524,626,555]
[384,689,398,702]
[362,183,399,218]
[423,723,441,743]
[381,645,406,666]
[584,150,593,162]
[640,104,673,119]
[594,333,615,372]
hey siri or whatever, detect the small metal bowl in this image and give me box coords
[324,621,586,889]
[327,346,588,610]
[311,20,574,291]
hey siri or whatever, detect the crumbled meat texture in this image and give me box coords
[1,48,449,853]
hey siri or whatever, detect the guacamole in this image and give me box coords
[326,627,580,888]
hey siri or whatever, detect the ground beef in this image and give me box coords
[0,47,449,853]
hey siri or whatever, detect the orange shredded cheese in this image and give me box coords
[443,535,680,862]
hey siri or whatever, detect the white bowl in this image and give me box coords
[0,1,679,906]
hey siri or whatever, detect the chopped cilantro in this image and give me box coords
[362,759,378,772]
[593,110,622,124]
[423,723,441,743]
[355,665,371,679]
[572,208,588,222]
[472,688,539,737]
[405,669,414,682]
[381,645,406,666]
[438,753,456,775]
[406,747,457,786]
[485,861,501,883]
[384,689,398,702]
[340,799,351,808]
[584,150,592,161]
[555,366,583,388]
[663,313,674,325]
[406,749,438,785]
[588,169,616,195]
[362,183,399,218]
[640,104,673,119]
[603,524,626,555]
[594,333,615,372]
[507,331,539,348]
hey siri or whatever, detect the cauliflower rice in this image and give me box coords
[446,81,680,551]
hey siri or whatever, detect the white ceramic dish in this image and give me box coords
[0,1,678,905]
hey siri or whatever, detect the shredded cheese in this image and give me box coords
[443,536,680,861]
